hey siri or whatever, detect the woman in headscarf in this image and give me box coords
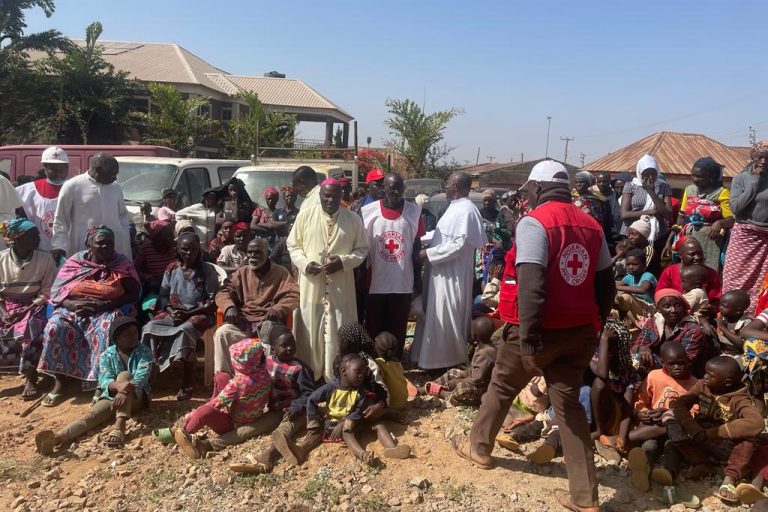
[0,219,57,399]
[663,157,733,270]
[620,155,673,254]
[725,141,768,314]
[133,220,177,294]
[572,170,613,238]
[631,288,717,379]
[141,232,218,400]
[218,177,255,225]
[252,187,280,246]
[37,226,141,406]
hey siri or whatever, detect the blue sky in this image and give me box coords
[23,1,768,166]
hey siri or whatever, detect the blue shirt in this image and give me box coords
[97,343,153,400]
[622,271,657,303]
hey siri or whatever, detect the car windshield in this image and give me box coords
[235,169,326,208]
[117,162,177,204]
[405,179,442,198]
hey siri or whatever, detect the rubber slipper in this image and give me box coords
[735,483,768,505]
[229,461,270,474]
[651,467,675,486]
[528,443,555,465]
[717,482,739,504]
[495,433,520,452]
[553,488,598,512]
[174,428,202,459]
[21,386,40,401]
[35,430,56,456]
[104,428,125,448]
[451,434,492,470]
[627,447,650,492]
[594,438,621,464]
[383,444,412,459]
[152,428,176,444]
[41,392,64,408]
[425,382,443,397]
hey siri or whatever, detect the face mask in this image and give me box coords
[46,178,66,186]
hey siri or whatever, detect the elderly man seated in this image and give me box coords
[213,238,299,374]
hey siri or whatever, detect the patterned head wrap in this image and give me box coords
[231,221,251,238]
[280,185,294,193]
[174,219,194,238]
[263,187,279,199]
[337,321,374,357]
[605,318,633,376]
[751,140,768,161]
[145,220,172,240]
[0,218,37,245]
[85,225,114,247]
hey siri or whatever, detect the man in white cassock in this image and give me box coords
[287,178,369,380]
[51,153,133,260]
[411,171,485,369]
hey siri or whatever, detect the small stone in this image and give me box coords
[361,484,373,495]
[669,504,686,512]
[387,497,401,507]
[509,493,519,503]
[27,481,41,490]
[409,477,431,489]
[10,497,26,509]
[73,489,86,498]
[44,468,61,481]
[409,491,423,504]
[339,504,350,512]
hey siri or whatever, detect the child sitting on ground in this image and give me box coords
[615,248,657,328]
[174,338,274,459]
[668,356,765,503]
[35,318,152,454]
[591,318,639,462]
[374,332,408,411]
[715,290,751,357]
[229,326,316,474]
[627,341,699,491]
[424,316,498,406]
[680,264,711,324]
[302,353,411,465]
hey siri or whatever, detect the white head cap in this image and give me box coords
[41,146,69,164]
[523,160,570,187]
[414,194,429,207]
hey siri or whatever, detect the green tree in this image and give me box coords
[384,98,462,177]
[138,82,217,156]
[41,21,134,144]
[220,90,297,159]
[0,0,74,144]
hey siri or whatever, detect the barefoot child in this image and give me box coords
[680,264,711,324]
[174,338,274,459]
[424,316,498,406]
[669,356,765,503]
[715,290,751,357]
[303,353,410,465]
[229,326,316,474]
[627,341,698,491]
[373,331,408,410]
[35,317,152,454]
[615,248,656,327]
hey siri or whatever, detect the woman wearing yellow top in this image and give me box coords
[666,157,734,270]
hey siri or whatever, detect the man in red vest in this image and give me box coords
[451,161,615,512]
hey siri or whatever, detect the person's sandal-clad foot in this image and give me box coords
[451,434,492,470]
[553,488,599,512]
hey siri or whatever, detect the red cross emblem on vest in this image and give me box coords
[378,230,405,263]
[558,243,590,286]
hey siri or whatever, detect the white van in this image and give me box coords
[115,157,250,213]
[233,164,343,208]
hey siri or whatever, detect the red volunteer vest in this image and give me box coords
[499,201,603,328]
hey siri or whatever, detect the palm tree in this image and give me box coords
[0,0,73,55]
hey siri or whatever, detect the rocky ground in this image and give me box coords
[0,364,753,512]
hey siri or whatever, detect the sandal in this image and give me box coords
[176,387,194,401]
[735,482,768,505]
[627,447,650,492]
[553,488,599,512]
[230,454,272,474]
[594,438,621,464]
[104,428,125,448]
[717,482,739,504]
[174,428,204,459]
[450,434,492,470]
[35,429,57,456]
[424,382,443,397]
[650,467,675,486]
[495,433,520,452]
[21,381,40,401]
[41,392,64,408]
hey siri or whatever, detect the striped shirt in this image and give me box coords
[133,242,177,281]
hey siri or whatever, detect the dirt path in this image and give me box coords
[0,372,740,512]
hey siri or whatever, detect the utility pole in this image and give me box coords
[749,126,756,145]
[475,147,480,166]
[545,116,552,158]
[521,152,524,162]
[579,152,586,167]
[560,136,574,163]
[487,156,495,163]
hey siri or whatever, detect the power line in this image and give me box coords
[560,136,574,163]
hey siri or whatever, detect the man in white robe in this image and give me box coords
[291,165,320,211]
[287,178,369,380]
[412,171,485,369]
[51,153,133,260]
[17,146,69,252]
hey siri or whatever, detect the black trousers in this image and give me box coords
[364,293,411,359]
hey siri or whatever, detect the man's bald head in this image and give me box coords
[446,171,472,200]
[292,166,317,197]
[89,153,119,185]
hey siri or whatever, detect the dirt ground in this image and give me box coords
[0,361,749,512]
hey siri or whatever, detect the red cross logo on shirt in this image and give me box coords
[558,243,590,286]
[566,253,583,276]
[384,238,399,254]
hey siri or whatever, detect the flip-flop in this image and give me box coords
[553,488,597,512]
[495,433,520,452]
[35,430,56,456]
[735,483,768,505]
[425,382,443,397]
[651,467,675,486]
[174,428,202,459]
[450,434,492,470]
[627,447,650,492]
[41,392,64,408]
[21,385,40,401]
[229,461,271,474]
[528,443,555,465]
[717,482,740,504]
[104,428,125,448]
[594,438,621,464]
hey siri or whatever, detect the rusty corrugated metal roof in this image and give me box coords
[581,131,751,178]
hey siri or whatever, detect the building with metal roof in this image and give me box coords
[36,40,353,155]
[463,158,579,190]
[581,131,750,188]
